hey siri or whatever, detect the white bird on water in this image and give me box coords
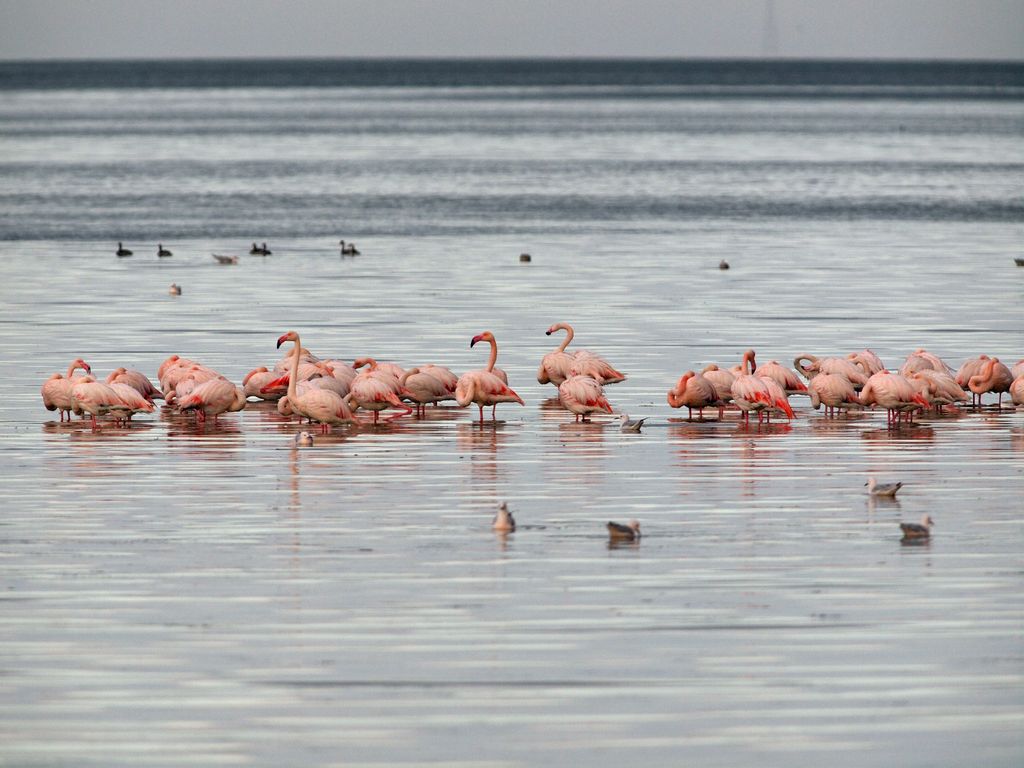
[619,414,647,432]
[294,431,314,447]
[866,477,902,497]
[493,502,515,532]
[900,514,934,540]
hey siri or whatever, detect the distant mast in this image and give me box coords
[762,0,779,58]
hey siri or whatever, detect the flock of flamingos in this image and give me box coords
[41,323,1023,432]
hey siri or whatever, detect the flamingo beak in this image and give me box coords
[545,330,552,336]
[276,333,288,349]
[470,335,482,348]
[83,363,91,373]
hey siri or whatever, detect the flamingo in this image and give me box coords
[967,357,1013,408]
[537,322,579,386]
[243,367,285,400]
[794,354,869,389]
[107,382,156,422]
[418,364,458,394]
[177,377,246,423]
[1011,359,1024,380]
[755,360,807,396]
[322,359,359,389]
[859,370,930,426]
[274,331,358,430]
[731,350,793,423]
[105,367,161,401]
[353,357,406,383]
[955,355,991,405]
[807,373,861,416]
[700,364,734,418]
[169,364,222,404]
[455,331,524,423]
[847,349,885,376]
[558,374,612,422]
[70,379,131,428]
[493,502,516,532]
[759,376,796,421]
[1009,375,1024,406]
[899,349,952,377]
[400,367,456,416]
[348,369,412,423]
[909,369,968,411]
[607,520,641,542]
[666,371,719,421]
[41,358,92,421]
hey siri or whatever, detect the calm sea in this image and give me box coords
[0,59,1022,768]
[0,58,1022,240]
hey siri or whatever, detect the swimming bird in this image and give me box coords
[456,331,524,423]
[168,283,182,295]
[339,239,360,255]
[116,242,132,257]
[866,477,902,497]
[558,374,612,422]
[41,358,93,421]
[719,259,729,270]
[295,431,314,447]
[607,520,641,542]
[619,414,647,432]
[212,254,238,265]
[900,514,934,541]
[157,244,172,257]
[493,502,516,532]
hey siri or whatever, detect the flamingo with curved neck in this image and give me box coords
[456,331,523,423]
[41,358,92,421]
[277,331,356,431]
[968,357,1012,408]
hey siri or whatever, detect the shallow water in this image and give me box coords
[1,230,1022,767]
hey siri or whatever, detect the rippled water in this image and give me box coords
[1,60,1023,767]
[1,230,1022,767]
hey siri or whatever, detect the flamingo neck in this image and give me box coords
[555,325,574,353]
[485,339,498,372]
[66,361,80,378]
[288,336,302,401]
[743,352,756,376]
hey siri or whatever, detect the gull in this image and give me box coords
[294,431,314,447]
[900,514,934,541]
[619,414,647,432]
[493,502,516,532]
[168,283,182,296]
[866,477,902,497]
[607,520,640,542]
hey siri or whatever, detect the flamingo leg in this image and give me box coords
[478,405,485,424]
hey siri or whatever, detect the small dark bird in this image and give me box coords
[250,242,271,255]
[607,520,641,542]
[900,514,934,541]
[520,253,532,263]
[168,283,182,296]
[116,242,133,257]
[339,240,360,255]
[719,260,730,270]
[157,244,172,257]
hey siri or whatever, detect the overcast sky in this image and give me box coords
[0,0,1021,61]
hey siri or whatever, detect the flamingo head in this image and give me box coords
[743,349,757,372]
[353,357,376,370]
[544,322,569,337]
[75,359,92,374]
[470,331,495,348]
[277,330,299,349]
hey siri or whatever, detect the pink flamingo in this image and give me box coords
[847,349,885,376]
[272,331,357,430]
[859,370,931,426]
[107,382,156,422]
[537,322,579,386]
[808,373,861,416]
[105,367,161,401]
[400,367,456,416]
[558,374,612,422]
[666,370,719,421]
[794,354,869,389]
[1010,375,1024,406]
[700,364,734,418]
[968,357,1013,408]
[731,350,794,423]
[899,349,952,377]
[954,354,990,394]
[177,377,246,424]
[243,367,285,400]
[353,357,406,383]
[1011,359,1024,380]
[70,379,131,428]
[456,331,524,423]
[909,369,968,411]
[755,360,807,396]
[41,358,92,421]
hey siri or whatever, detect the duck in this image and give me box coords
[900,514,934,541]
[168,283,182,296]
[493,502,516,532]
[157,244,172,257]
[607,520,640,542]
[116,242,132,257]
[339,239,360,255]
